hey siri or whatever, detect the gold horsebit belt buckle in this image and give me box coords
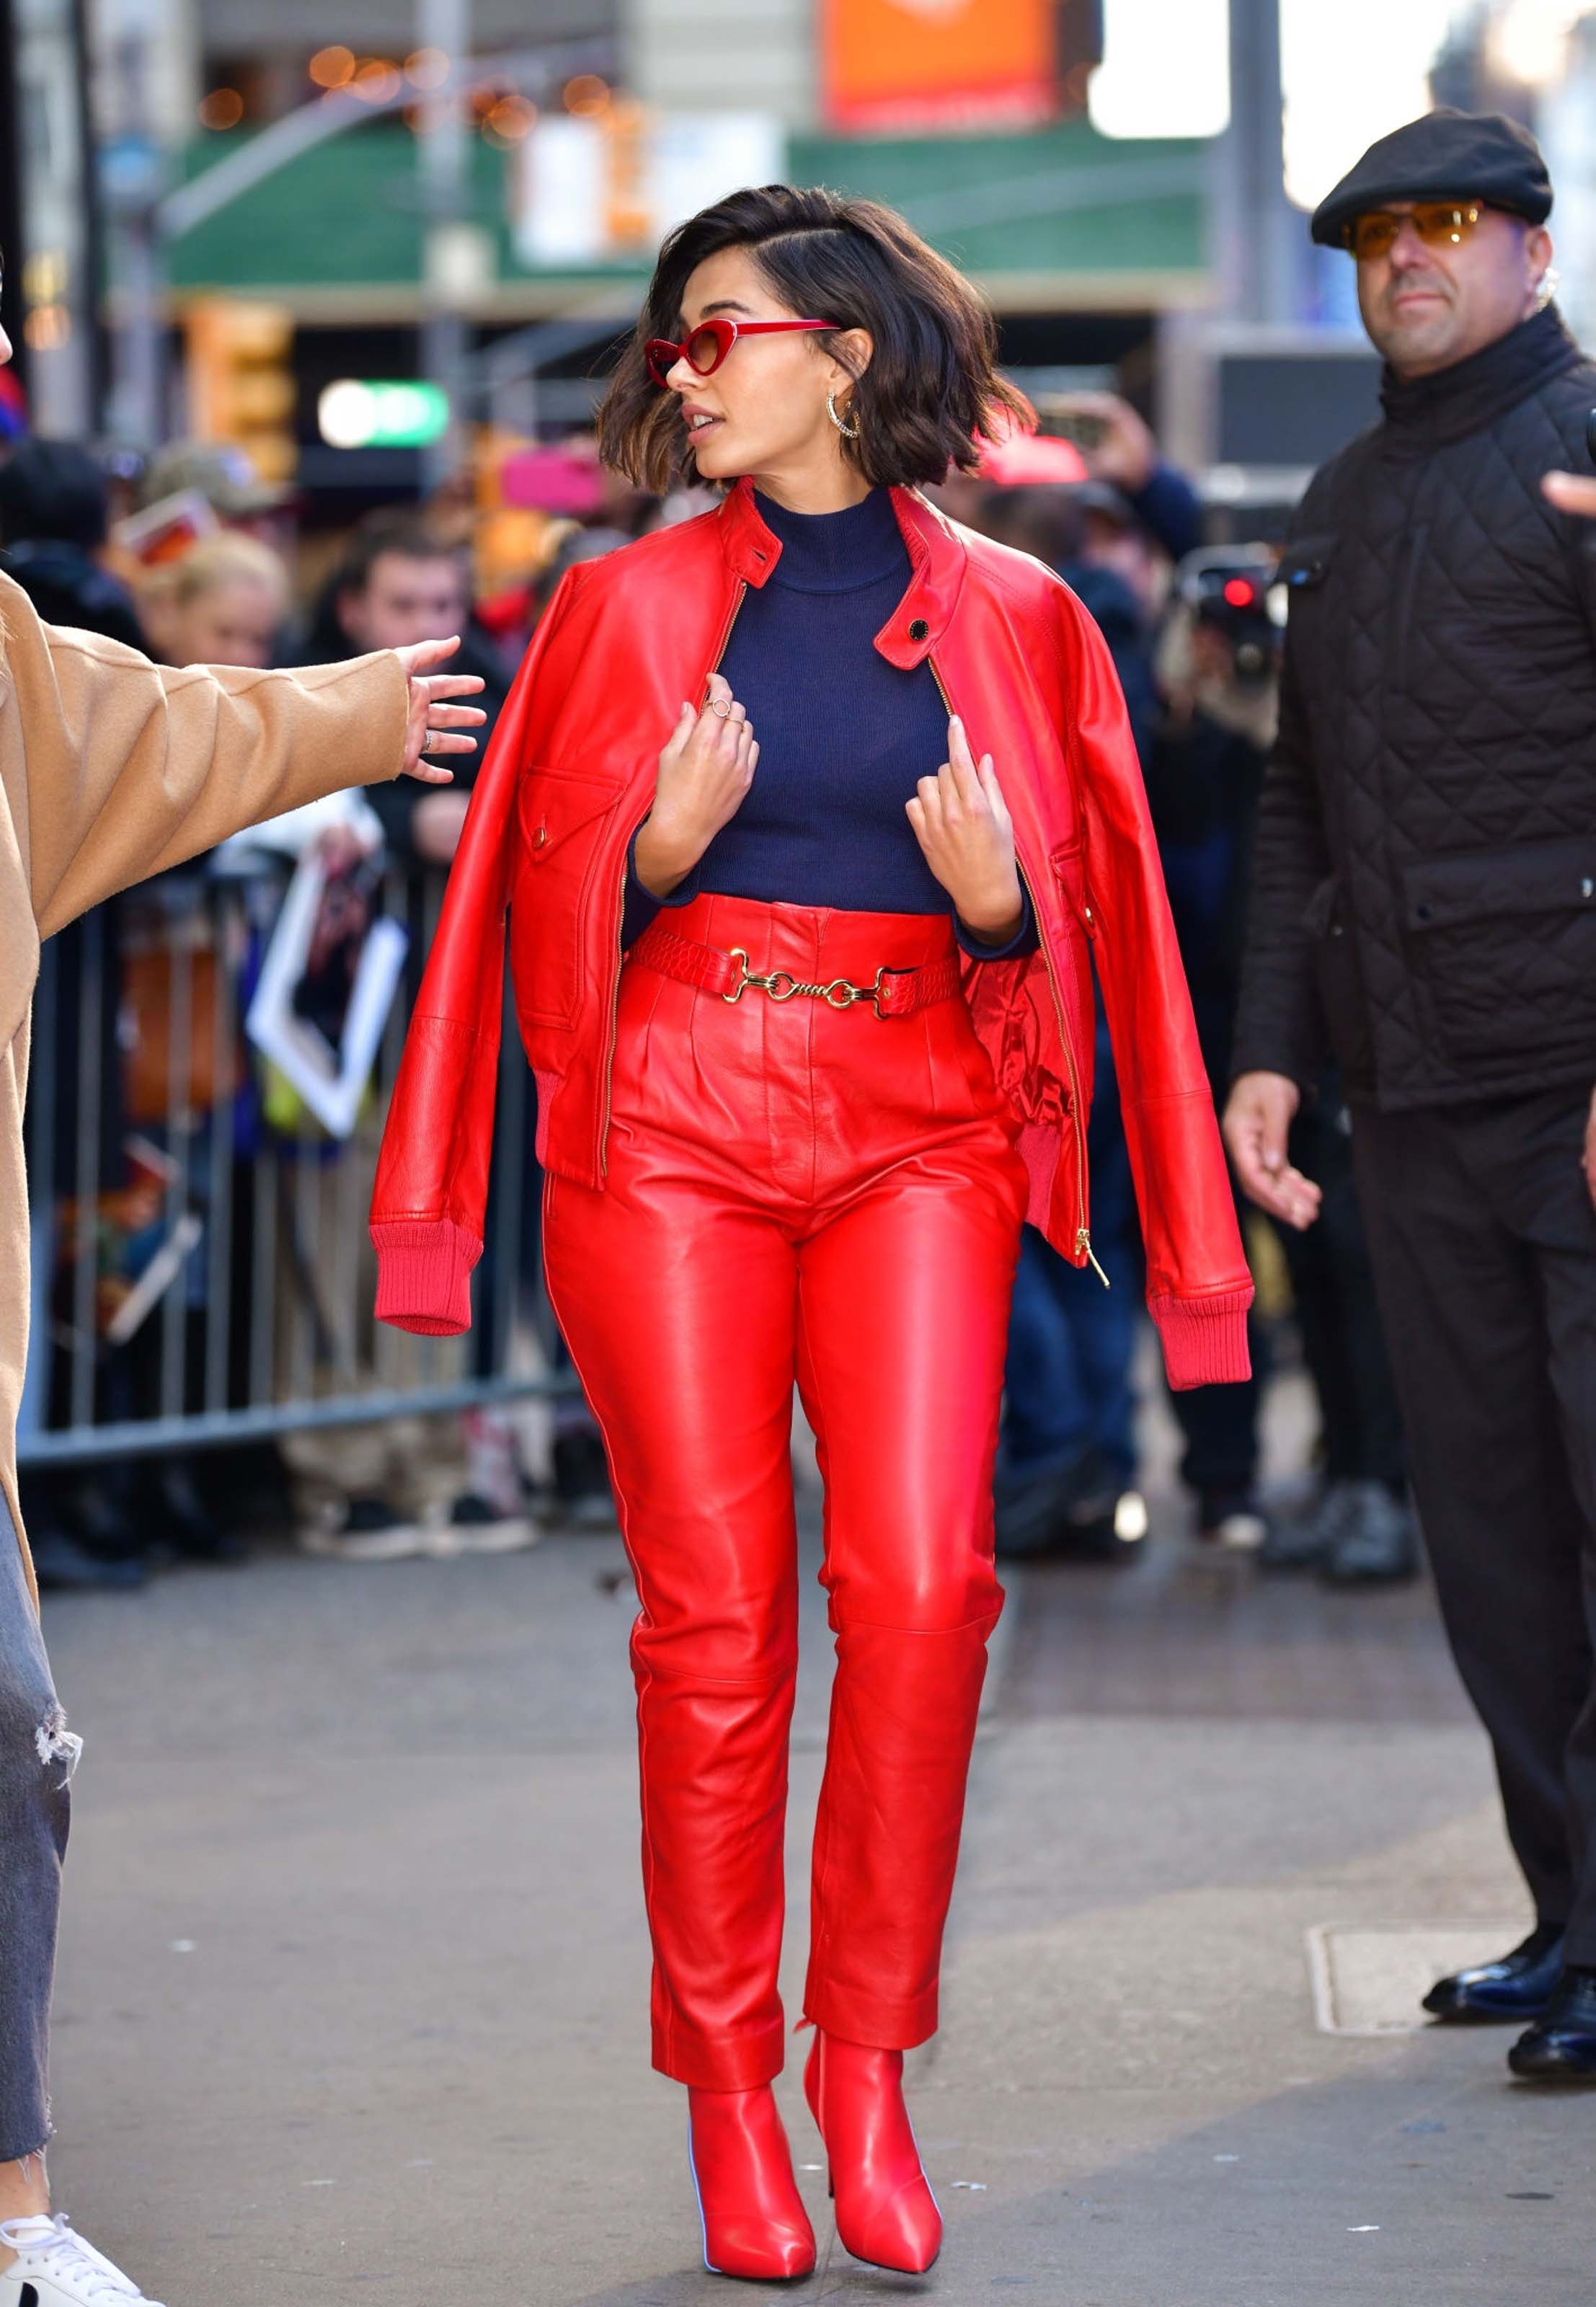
[722,947,896,1015]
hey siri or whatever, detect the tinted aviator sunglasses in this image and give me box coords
[644,316,837,389]
[1342,202,1482,261]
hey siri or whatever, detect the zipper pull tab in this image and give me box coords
[1076,1228,1111,1289]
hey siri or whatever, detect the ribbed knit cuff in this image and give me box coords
[371,1219,482,1336]
[1148,1288,1254,1391]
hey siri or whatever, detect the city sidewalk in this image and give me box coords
[37,1375,1592,2304]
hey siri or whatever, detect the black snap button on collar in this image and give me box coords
[908,617,929,642]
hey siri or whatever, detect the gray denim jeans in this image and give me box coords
[0,1496,76,2162]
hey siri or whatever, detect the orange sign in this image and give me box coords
[823,0,1058,133]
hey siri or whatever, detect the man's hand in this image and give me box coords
[1222,1070,1323,1230]
[395,636,486,784]
[1542,470,1596,519]
[634,672,758,895]
[906,715,1024,943]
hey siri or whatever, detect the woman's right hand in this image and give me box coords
[633,672,757,897]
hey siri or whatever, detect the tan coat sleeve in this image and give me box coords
[3,577,411,939]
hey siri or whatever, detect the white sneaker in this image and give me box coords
[1210,1506,1269,1554]
[0,2213,166,2305]
[296,1494,430,1562]
[428,1490,538,1556]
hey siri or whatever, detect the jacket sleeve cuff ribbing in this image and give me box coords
[371,1219,482,1336]
[1148,1287,1254,1391]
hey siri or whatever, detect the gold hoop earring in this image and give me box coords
[827,390,860,440]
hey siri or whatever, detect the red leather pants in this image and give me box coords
[541,894,1028,2089]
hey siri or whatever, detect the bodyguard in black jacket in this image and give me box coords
[1233,311,1596,1110]
[1226,111,1596,2081]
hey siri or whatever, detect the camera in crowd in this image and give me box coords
[1178,549,1287,687]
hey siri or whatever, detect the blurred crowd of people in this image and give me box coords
[935,393,1414,1586]
[6,432,654,1588]
[6,394,1416,1594]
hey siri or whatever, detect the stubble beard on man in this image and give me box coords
[1363,271,1460,378]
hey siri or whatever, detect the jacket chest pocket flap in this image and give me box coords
[514,767,629,1029]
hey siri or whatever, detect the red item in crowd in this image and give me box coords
[0,369,28,443]
[472,583,534,642]
[498,445,607,515]
[977,423,1089,487]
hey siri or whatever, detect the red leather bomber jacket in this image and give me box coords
[371,479,1253,1389]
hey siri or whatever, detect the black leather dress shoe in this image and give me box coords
[1318,1482,1419,1585]
[1508,1970,1596,2082]
[30,1523,147,1593]
[1422,1923,1565,2022]
[994,1447,1121,1561]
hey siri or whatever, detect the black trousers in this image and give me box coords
[1279,1082,1406,1489]
[1350,1086,1596,1962]
[1171,1077,1404,1500]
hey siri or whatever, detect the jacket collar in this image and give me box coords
[716,476,966,669]
[1379,305,1582,448]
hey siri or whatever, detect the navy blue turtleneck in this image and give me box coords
[621,486,1037,957]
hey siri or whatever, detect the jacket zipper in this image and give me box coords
[927,652,1107,1288]
[595,577,749,1178]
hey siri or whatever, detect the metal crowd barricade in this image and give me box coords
[17,858,570,1470]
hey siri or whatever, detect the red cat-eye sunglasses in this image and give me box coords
[644,316,838,389]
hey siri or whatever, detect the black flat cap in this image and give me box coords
[1311,107,1553,248]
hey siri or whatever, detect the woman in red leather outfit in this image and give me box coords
[371,186,1253,2281]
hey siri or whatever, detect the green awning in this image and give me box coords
[791,121,1205,283]
[167,114,1207,313]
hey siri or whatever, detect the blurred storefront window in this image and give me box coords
[820,0,1058,133]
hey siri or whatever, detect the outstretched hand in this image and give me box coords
[1542,470,1596,520]
[394,636,487,784]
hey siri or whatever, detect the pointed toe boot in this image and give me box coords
[804,2031,941,2275]
[687,2084,817,2280]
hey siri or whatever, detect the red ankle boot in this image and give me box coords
[686,2084,817,2280]
[803,2029,942,2273]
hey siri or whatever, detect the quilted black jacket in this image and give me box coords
[1232,307,1596,1111]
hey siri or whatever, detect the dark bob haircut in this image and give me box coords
[597,182,1032,495]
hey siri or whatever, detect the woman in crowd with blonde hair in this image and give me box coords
[136,531,290,673]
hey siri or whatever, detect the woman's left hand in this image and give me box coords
[906,714,1024,944]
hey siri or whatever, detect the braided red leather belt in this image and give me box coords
[630,921,964,1019]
